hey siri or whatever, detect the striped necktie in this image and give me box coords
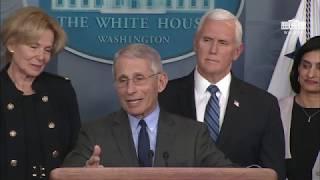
[204,85,220,142]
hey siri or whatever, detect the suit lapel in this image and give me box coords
[218,76,242,146]
[181,71,197,120]
[111,110,139,166]
[153,110,176,166]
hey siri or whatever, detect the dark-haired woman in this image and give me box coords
[279,36,320,180]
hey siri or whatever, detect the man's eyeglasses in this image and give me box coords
[115,73,161,88]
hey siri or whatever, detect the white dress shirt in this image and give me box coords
[194,68,231,129]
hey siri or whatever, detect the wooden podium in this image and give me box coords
[50,167,277,180]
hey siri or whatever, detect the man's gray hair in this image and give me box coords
[113,43,163,76]
[197,9,243,45]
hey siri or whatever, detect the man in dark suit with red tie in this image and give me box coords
[159,9,285,179]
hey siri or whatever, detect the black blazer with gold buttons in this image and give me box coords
[0,67,81,180]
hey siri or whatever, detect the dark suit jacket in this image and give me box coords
[0,67,81,180]
[159,72,285,179]
[63,109,234,167]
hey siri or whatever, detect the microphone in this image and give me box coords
[246,164,261,168]
[162,152,169,167]
[148,150,154,167]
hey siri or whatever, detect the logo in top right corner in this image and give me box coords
[281,19,306,34]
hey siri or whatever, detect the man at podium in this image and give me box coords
[63,44,234,168]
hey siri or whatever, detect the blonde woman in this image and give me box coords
[0,7,81,180]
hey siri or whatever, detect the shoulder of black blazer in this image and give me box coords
[159,71,196,119]
[0,67,75,99]
[228,75,278,104]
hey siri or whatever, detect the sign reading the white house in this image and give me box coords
[39,0,243,64]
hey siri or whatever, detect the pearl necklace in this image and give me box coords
[300,107,320,123]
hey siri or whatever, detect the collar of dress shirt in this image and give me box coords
[194,67,231,98]
[128,104,159,133]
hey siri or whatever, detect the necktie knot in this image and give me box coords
[207,85,219,95]
[139,119,147,128]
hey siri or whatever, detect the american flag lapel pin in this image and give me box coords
[233,100,240,107]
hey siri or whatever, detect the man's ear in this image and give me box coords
[158,72,168,93]
[193,35,198,53]
[233,43,244,61]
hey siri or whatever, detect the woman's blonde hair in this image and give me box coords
[1,6,66,61]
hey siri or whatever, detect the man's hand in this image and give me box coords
[85,145,104,168]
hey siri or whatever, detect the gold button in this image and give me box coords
[52,150,59,158]
[316,171,320,176]
[7,103,14,110]
[10,160,18,167]
[9,130,17,137]
[42,96,48,102]
[48,122,55,129]
[32,166,37,177]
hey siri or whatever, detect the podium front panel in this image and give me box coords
[50,167,277,180]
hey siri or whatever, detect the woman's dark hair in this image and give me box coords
[290,36,320,93]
